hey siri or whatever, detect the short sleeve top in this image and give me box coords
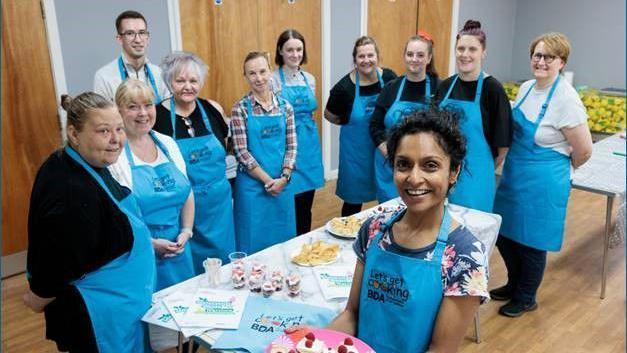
[515,78,588,156]
[353,207,490,302]
[325,68,398,124]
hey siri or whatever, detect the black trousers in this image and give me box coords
[496,235,547,304]
[341,202,362,217]
[295,190,316,235]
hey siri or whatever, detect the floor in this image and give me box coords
[2,181,625,353]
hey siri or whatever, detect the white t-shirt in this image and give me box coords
[109,131,187,190]
[271,68,316,94]
[515,77,588,156]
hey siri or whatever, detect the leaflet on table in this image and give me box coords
[179,288,249,329]
[161,291,211,337]
[313,266,354,301]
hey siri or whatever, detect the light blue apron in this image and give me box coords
[118,56,162,104]
[125,132,194,290]
[233,96,296,254]
[66,146,155,353]
[169,99,236,271]
[358,208,451,352]
[336,71,384,204]
[493,77,569,251]
[374,75,431,203]
[439,71,495,212]
[212,296,335,353]
[278,67,324,194]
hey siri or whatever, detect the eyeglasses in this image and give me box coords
[119,30,150,41]
[181,116,195,137]
[531,53,557,64]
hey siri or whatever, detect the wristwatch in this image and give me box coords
[280,172,291,183]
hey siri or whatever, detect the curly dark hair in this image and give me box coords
[385,106,467,175]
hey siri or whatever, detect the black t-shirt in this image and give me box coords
[27,149,133,351]
[325,68,398,124]
[370,74,440,146]
[154,98,229,150]
[435,75,513,157]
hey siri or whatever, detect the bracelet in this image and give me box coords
[180,227,193,238]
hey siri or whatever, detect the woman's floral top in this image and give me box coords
[353,207,490,303]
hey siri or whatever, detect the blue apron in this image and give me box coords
[358,207,451,352]
[278,67,324,194]
[66,146,155,353]
[233,96,296,254]
[212,296,335,353]
[493,77,570,251]
[118,56,162,104]
[336,70,385,204]
[374,75,431,203]
[439,72,495,212]
[125,132,195,290]
[169,99,236,271]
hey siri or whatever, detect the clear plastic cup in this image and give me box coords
[228,251,248,272]
[202,258,222,287]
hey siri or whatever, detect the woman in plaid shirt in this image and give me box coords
[230,52,297,254]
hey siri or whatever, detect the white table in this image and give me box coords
[571,132,626,299]
[146,200,501,352]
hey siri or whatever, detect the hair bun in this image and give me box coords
[462,20,481,31]
[60,94,73,111]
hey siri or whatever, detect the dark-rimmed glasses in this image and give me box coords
[119,30,150,41]
[531,53,557,64]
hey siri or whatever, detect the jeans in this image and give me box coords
[496,235,547,304]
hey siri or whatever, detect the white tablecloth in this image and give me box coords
[146,199,501,351]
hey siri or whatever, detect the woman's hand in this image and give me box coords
[266,178,287,196]
[152,238,181,258]
[173,231,193,255]
[23,289,54,313]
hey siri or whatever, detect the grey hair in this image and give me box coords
[160,51,208,92]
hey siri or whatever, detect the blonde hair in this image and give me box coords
[61,92,114,132]
[115,79,155,109]
[529,32,571,71]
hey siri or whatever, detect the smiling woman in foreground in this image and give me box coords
[327,107,490,353]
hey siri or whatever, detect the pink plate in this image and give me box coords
[265,327,375,353]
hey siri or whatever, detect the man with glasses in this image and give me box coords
[94,10,169,102]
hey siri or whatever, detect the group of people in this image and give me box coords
[23,8,593,353]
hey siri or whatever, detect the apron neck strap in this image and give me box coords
[118,56,161,103]
[396,75,431,103]
[474,71,485,103]
[394,77,407,102]
[65,146,121,209]
[170,99,212,138]
[538,75,561,122]
[355,69,385,99]
[125,131,176,167]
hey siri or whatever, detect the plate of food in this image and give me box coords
[325,215,364,239]
[291,240,340,267]
[266,328,375,353]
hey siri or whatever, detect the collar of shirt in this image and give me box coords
[247,91,280,113]
[120,52,151,75]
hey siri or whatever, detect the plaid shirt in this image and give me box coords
[230,92,296,171]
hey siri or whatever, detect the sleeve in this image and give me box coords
[107,148,133,189]
[555,85,589,129]
[434,77,451,103]
[381,68,398,83]
[283,102,297,169]
[325,79,352,124]
[305,72,316,94]
[486,79,513,150]
[369,82,396,146]
[442,232,490,304]
[27,164,99,298]
[203,99,229,147]
[352,218,375,263]
[271,71,282,94]
[230,99,259,170]
[93,69,114,101]
[158,133,188,177]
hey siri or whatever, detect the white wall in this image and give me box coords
[457,0,518,82]
[510,0,626,89]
